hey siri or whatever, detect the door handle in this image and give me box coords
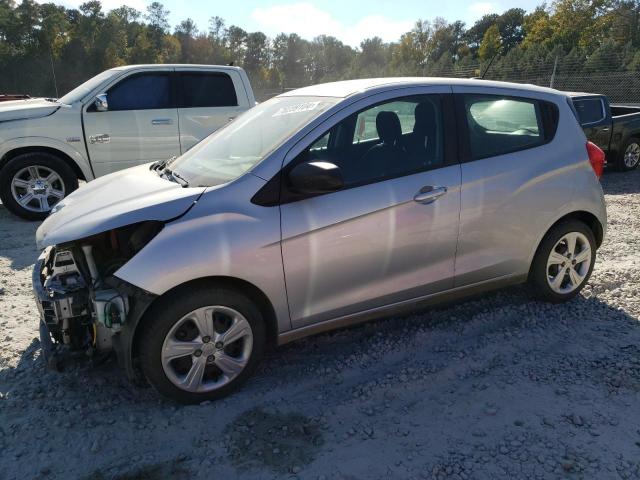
[89,134,110,144]
[152,118,173,125]
[413,186,447,204]
[601,127,610,132]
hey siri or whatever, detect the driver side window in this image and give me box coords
[305,94,445,188]
[107,73,172,111]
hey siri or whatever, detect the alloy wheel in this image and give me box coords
[161,306,253,393]
[624,142,640,169]
[10,165,65,213]
[546,231,592,294]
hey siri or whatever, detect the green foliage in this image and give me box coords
[479,24,502,60]
[1,0,640,98]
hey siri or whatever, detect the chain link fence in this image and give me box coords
[255,59,640,105]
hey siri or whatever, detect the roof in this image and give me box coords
[110,64,244,73]
[279,77,566,99]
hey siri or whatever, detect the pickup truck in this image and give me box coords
[569,92,640,172]
[0,64,255,220]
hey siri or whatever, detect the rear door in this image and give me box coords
[83,69,180,177]
[175,68,250,153]
[452,87,569,286]
[279,89,461,328]
[573,96,611,153]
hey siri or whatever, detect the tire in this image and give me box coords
[528,220,596,303]
[617,137,640,172]
[139,286,266,404]
[0,152,78,221]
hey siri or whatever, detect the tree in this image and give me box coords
[208,15,225,42]
[226,25,247,64]
[175,18,199,63]
[146,2,169,33]
[466,14,500,55]
[497,8,525,51]
[2,0,640,100]
[479,24,501,61]
[243,31,268,79]
[357,37,389,76]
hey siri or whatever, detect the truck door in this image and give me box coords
[175,69,250,153]
[83,70,180,177]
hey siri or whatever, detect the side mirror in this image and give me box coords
[94,93,108,112]
[288,161,344,194]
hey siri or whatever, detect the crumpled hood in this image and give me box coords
[36,163,206,249]
[0,98,63,122]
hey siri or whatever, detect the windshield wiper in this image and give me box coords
[160,168,188,187]
[151,156,177,173]
[167,169,189,187]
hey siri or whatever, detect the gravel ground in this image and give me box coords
[1,169,640,480]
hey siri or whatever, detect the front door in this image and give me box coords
[83,70,180,177]
[280,93,461,328]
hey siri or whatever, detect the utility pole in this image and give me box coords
[49,50,59,98]
[550,55,559,89]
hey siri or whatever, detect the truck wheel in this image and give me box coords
[139,286,265,404]
[0,152,78,221]
[528,220,596,303]
[618,137,640,171]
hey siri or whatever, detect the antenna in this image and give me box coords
[480,48,501,80]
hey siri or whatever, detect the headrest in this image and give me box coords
[413,102,437,135]
[376,111,402,145]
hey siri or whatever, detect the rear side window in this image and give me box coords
[573,98,605,125]
[463,94,552,159]
[107,73,171,111]
[179,73,238,108]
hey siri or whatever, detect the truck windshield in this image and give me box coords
[58,69,120,105]
[170,96,340,187]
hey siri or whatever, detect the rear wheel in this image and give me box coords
[528,220,596,303]
[139,287,265,404]
[0,152,78,220]
[618,137,640,171]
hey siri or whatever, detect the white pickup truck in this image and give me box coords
[0,64,255,219]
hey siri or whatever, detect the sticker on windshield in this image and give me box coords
[272,101,321,117]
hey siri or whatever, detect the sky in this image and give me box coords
[47,0,542,47]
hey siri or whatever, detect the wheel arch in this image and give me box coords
[129,276,279,367]
[551,211,604,248]
[528,210,604,279]
[0,145,88,181]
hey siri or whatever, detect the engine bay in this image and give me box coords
[33,221,162,369]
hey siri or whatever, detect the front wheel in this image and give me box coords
[618,137,640,171]
[0,152,78,220]
[528,220,596,303]
[139,287,265,404]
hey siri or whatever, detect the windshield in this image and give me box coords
[58,69,120,105]
[170,96,340,186]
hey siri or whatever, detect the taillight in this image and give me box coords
[586,141,605,178]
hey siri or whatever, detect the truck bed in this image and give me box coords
[611,105,640,117]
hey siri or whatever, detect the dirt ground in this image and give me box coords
[1,169,640,480]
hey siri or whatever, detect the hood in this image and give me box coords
[36,163,206,249]
[0,98,63,122]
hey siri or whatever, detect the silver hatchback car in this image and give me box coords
[33,78,607,403]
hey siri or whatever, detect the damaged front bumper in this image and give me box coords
[32,246,156,379]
